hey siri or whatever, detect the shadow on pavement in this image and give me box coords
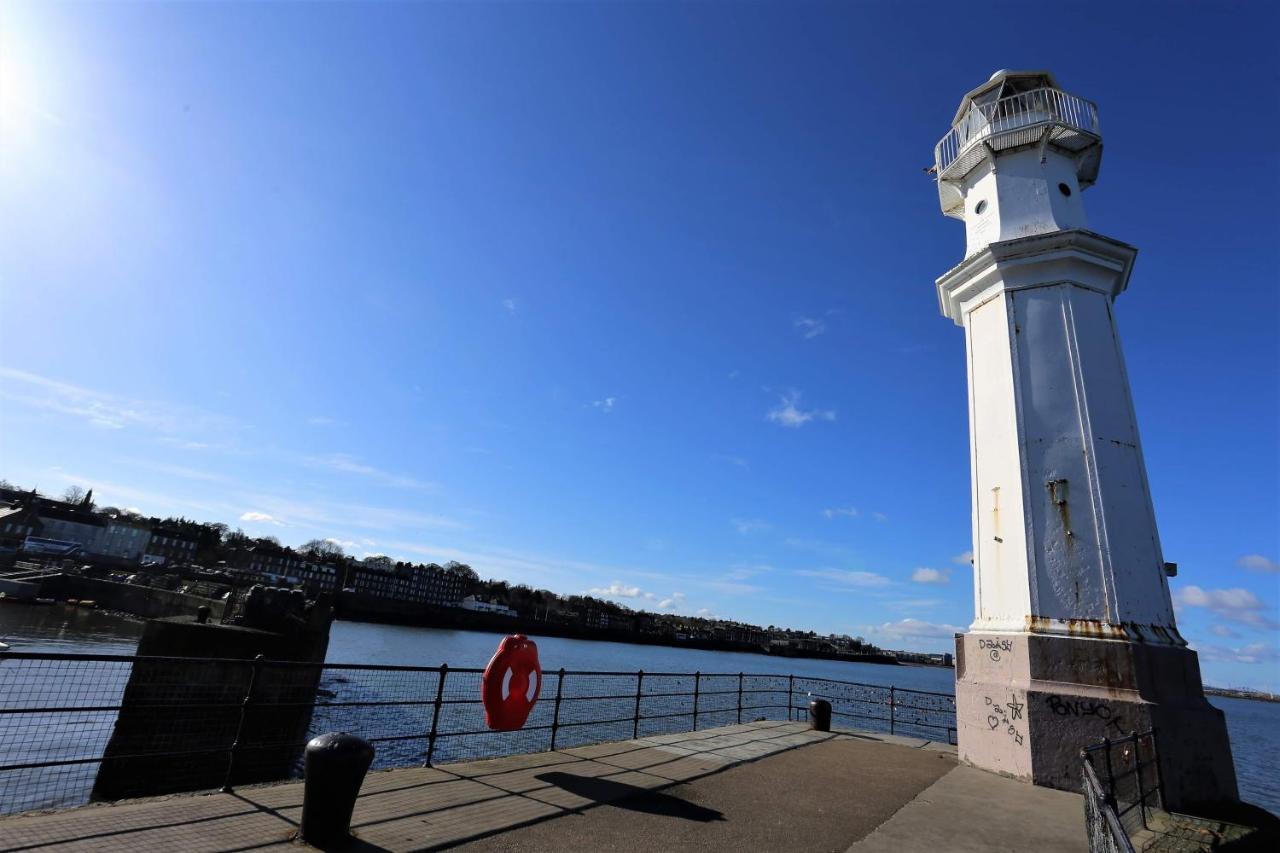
[534,772,725,822]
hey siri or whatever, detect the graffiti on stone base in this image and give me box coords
[983,694,1025,746]
[978,638,1013,662]
[1044,695,1127,737]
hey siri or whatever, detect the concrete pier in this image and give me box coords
[0,722,1092,853]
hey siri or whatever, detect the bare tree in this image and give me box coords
[301,538,345,558]
[61,485,89,505]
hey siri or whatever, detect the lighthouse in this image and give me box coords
[932,71,1237,807]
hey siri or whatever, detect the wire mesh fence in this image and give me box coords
[0,653,956,816]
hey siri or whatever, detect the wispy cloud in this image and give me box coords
[307,416,343,427]
[0,367,239,438]
[1210,624,1237,638]
[240,511,284,526]
[1174,585,1278,630]
[1237,554,1280,574]
[502,298,518,315]
[766,391,835,428]
[952,550,974,566]
[867,618,964,645]
[304,453,436,490]
[794,316,826,340]
[713,454,749,469]
[872,512,888,523]
[911,567,950,585]
[796,568,891,589]
[591,397,617,413]
[823,506,858,519]
[731,518,770,535]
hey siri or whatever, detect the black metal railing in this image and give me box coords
[1081,730,1162,852]
[0,652,956,816]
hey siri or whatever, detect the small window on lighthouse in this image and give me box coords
[975,200,988,215]
[1058,183,1072,197]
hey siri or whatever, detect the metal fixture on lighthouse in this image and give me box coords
[931,71,1238,809]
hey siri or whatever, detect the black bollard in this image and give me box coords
[195,605,210,624]
[809,698,832,732]
[301,732,375,847]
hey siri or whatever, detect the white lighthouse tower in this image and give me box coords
[932,71,1237,807]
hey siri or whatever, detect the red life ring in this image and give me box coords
[481,634,542,731]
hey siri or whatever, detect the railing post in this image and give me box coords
[692,671,701,731]
[1149,728,1164,810]
[424,664,447,767]
[787,674,794,721]
[889,686,896,735]
[1102,736,1117,808]
[1131,731,1149,830]
[736,672,744,725]
[221,654,263,793]
[632,670,644,740]
[550,668,565,750]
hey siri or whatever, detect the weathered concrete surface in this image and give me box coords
[847,764,1087,853]
[455,733,955,852]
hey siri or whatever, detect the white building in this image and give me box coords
[459,595,517,618]
[931,71,1235,808]
[94,516,153,562]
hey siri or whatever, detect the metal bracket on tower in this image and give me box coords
[1037,126,1053,164]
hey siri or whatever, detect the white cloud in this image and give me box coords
[713,454,749,468]
[1193,641,1280,665]
[588,581,644,599]
[953,550,974,566]
[872,512,888,523]
[1238,554,1280,574]
[658,592,687,610]
[796,568,891,588]
[868,618,964,644]
[307,416,343,427]
[794,316,826,340]
[304,453,435,490]
[1209,624,1237,638]
[591,397,617,413]
[823,506,858,519]
[240,511,283,526]
[502,298,518,315]
[1174,585,1279,630]
[911,567,950,585]
[696,607,712,617]
[766,391,835,428]
[731,518,770,535]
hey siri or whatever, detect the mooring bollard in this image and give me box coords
[301,732,375,847]
[809,698,832,732]
[195,605,210,624]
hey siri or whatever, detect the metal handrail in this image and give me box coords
[0,653,958,815]
[934,86,1099,176]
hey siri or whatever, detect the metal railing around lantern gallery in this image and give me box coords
[934,86,1100,179]
[0,652,956,816]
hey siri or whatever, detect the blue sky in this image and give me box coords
[1,1,1276,688]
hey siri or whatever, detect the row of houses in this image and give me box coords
[0,491,201,564]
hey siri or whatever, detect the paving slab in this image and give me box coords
[845,764,1088,853]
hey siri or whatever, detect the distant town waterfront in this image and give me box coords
[0,605,1276,816]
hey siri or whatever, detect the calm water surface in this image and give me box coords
[1,605,1275,815]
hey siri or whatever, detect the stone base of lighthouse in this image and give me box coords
[955,631,1238,811]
